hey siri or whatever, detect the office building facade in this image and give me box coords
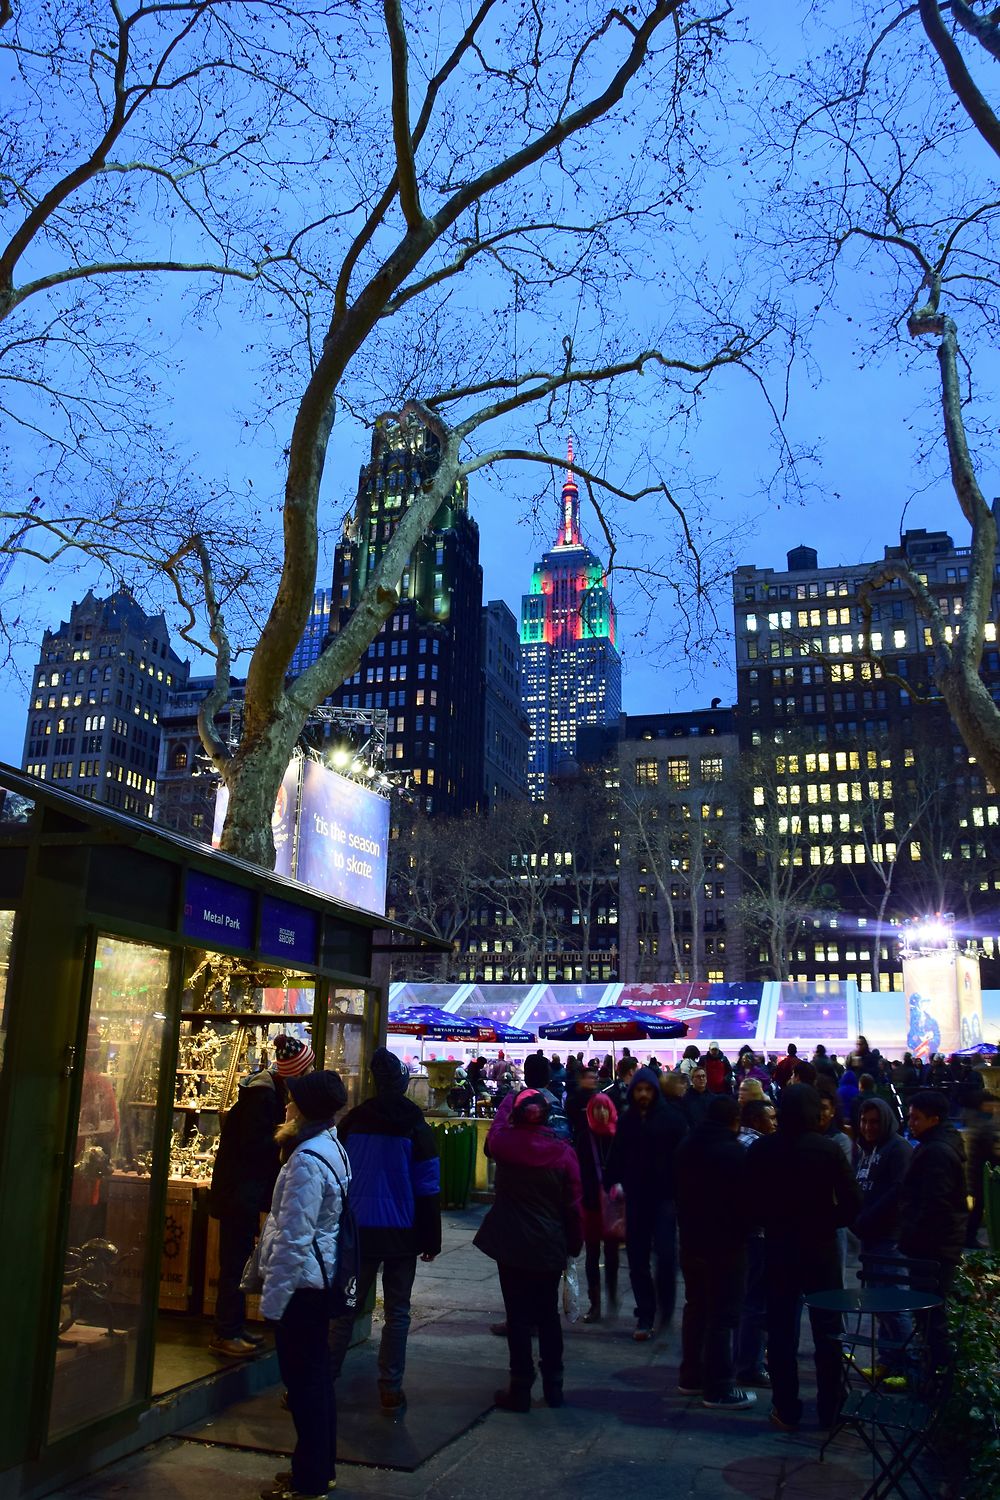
[482,599,530,808]
[289,588,333,678]
[733,529,1000,989]
[22,589,186,818]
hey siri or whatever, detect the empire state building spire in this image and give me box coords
[556,436,581,547]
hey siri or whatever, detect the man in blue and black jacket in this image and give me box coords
[328,1047,441,1414]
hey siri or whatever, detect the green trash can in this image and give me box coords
[430,1119,477,1209]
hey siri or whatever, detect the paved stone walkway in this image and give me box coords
[54,1209,896,1500]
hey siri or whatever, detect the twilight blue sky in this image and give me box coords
[2,0,996,768]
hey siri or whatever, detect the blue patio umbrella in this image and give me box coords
[463,1016,537,1044]
[386,1005,481,1040]
[539,1005,688,1041]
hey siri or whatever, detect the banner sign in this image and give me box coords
[183,870,255,949]
[297,758,390,917]
[259,894,319,967]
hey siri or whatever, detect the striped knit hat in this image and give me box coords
[273,1033,315,1077]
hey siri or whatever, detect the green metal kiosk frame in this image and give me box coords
[0,765,420,1500]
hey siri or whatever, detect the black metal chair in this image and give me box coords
[820,1254,957,1500]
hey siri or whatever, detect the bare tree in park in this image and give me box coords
[845,741,937,991]
[543,770,620,979]
[192,0,782,867]
[1,1,348,584]
[476,798,571,983]
[619,767,731,982]
[5,1,787,868]
[765,0,1000,789]
[735,744,835,982]
[385,805,483,980]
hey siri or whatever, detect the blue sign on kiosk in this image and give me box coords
[183,869,255,947]
[260,894,318,966]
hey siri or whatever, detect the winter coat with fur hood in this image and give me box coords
[258,1124,350,1322]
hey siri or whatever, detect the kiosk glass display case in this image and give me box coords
[48,936,173,1441]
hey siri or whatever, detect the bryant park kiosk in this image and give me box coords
[0,765,435,1499]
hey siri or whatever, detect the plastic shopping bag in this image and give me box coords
[561,1254,582,1322]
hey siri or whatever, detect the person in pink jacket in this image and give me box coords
[475,1089,583,1412]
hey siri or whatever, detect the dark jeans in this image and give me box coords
[679,1250,746,1400]
[497,1263,563,1385]
[734,1234,767,1382]
[765,1243,845,1426]
[329,1254,417,1392]
[275,1288,337,1494]
[625,1198,677,1328]
[584,1239,620,1305]
[917,1261,956,1371]
[214,1208,259,1338]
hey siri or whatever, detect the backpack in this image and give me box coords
[300,1140,361,1315]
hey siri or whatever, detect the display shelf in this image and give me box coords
[179,1011,312,1021]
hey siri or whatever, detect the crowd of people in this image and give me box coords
[205,1032,997,1496]
[473,1035,997,1430]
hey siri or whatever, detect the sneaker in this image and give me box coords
[209,1336,256,1358]
[881,1374,907,1391]
[240,1328,266,1347]
[741,1369,771,1388]
[582,1304,602,1324]
[703,1388,757,1410]
[768,1406,798,1433]
[858,1362,889,1381]
[632,1326,654,1342]
[677,1384,702,1396]
[379,1389,407,1414]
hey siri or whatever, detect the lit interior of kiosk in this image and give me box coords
[49,933,370,1438]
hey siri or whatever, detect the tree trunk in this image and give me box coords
[218,710,300,867]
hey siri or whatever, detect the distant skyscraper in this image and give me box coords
[482,599,530,807]
[290,587,333,677]
[22,589,187,819]
[520,442,621,797]
[326,407,484,816]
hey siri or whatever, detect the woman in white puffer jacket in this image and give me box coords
[259,1070,350,1500]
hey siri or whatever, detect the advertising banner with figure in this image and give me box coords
[212,757,389,917]
[902,951,983,1057]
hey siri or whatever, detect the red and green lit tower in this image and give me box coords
[520,441,621,797]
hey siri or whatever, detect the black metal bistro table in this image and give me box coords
[805,1287,945,1500]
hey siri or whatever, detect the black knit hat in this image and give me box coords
[287,1069,347,1122]
[371,1046,409,1095]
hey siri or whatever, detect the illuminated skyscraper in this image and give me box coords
[326,407,485,816]
[520,442,621,798]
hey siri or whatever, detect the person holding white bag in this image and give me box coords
[474,1088,583,1412]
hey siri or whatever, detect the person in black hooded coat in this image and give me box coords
[603,1066,687,1339]
[746,1083,862,1430]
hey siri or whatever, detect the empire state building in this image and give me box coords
[520,442,622,797]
